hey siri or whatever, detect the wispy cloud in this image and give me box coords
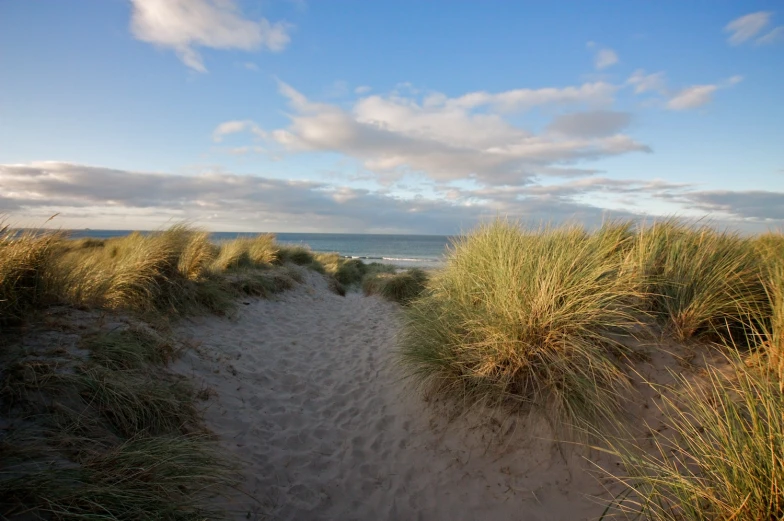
[681,190,784,220]
[724,11,773,45]
[212,120,266,142]
[627,69,667,95]
[666,76,742,110]
[442,82,617,112]
[587,42,619,70]
[757,25,784,45]
[666,85,719,110]
[259,81,647,186]
[129,0,291,72]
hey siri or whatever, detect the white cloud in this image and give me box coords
[129,0,291,72]
[595,48,619,70]
[757,26,784,45]
[443,82,618,112]
[726,75,744,86]
[355,85,372,95]
[228,146,266,155]
[587,42,618,70]
[212,120,266,142]
[256,81,647,186]
[627,69,667,95]
[666,85,719,110]
[725,11,772,45]
[665,76,742,111]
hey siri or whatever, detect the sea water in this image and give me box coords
[67,230,452,268]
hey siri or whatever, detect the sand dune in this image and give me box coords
[174,270,623,521]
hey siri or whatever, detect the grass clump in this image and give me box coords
[401,220,643,426]
[313,253,398,295]
[82,328,176,370]
[211,234,277,271]
[1,435,233,520]
[601,354,784,521]
[0,325,234,519]
[630,220,767,342]
[597,233,784,520]
[276,245,315,266]
[0,226,62,325]
[363,268,428,304]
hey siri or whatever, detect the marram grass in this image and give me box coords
[0,225,62,324]
[598,351,784,521]
[362,268,428,304]
[629,220,768,343]
[0,435,235,520]
[0,224,312,321]
[401,220,644,427]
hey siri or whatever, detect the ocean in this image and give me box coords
[67,230,453,268]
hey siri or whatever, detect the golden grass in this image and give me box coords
[0,224,313,321]
[362,268,428,304]
[401,220,644,426]
[0,225,62,325]
[599,346,784,521]
[630,220,767,342]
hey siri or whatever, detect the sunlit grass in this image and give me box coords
[629,220,767,342]
[401,219,644,427]
[362,267,428,304]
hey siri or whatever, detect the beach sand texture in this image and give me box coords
[174,270,626,521]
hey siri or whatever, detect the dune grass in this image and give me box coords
[0,224,314,323]
[211,233,276,271]
[0,225,62,325]
[276,244,316,266]
[1,435,233,520]
[82,328,177,370]
[599,345,784,521]
[362,267,428,304]
[0,316,236,519]
[0,224,328,519]
[630,220,767,343]
[311,252,400,296]
[401,220,645,426]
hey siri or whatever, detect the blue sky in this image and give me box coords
[1,0,782,233]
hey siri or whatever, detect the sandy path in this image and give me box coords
[174,271,616,521]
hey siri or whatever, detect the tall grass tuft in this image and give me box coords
[630,220,767,342]
[276,245,315,266]
[401,220,643,426]
[0,226,62,324]
[600,353,784,521]
[1,435,234,520]
[362,268,428,304]
[211,234,277,271]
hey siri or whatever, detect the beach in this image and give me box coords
[2,224,782,521]
[174,268,622,520]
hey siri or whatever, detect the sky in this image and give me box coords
[0,0,783,234]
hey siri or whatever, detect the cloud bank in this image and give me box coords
[2,162,782,234]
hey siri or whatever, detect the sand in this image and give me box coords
[173,270,640,521]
